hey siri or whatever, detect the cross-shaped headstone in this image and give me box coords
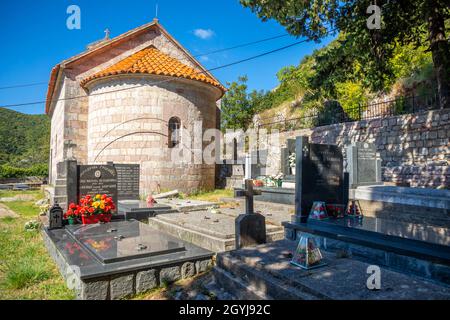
[234,179,266,248]
[234,179,261,215]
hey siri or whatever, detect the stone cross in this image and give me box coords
[244,153,252,181]
[64,140,77,161]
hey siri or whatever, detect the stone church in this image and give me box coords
[46,19,225,194]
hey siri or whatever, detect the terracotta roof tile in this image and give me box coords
[81,47,225,92]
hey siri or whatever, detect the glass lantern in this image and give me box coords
[290,235,327,269]
[326,204,345,218]
[308,201,329,220]
[346,200,363,218]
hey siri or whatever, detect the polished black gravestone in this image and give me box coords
[294,136,347,223]
[280,138,296,180]
[65,220,186,264]
[346,142,382,188]
[78,164,118,210]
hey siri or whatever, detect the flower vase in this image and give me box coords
[99,214,112,223]
[67,217,76,225]
[290,166,296,175]
[81,215,100,225]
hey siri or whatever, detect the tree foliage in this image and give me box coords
[0,108,49,177]
[240,0,449,107]
[221,76,259,131]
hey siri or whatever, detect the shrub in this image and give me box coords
[0,163,48,179]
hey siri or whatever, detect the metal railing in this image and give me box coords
[256,93,443,131]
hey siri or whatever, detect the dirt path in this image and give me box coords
[0,203,19,218]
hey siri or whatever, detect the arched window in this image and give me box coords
[168,117,181,148]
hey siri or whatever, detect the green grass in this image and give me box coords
[4,201,40,217]
[0,192,75,300]
[0,190,42,199]
[184,189,233,203]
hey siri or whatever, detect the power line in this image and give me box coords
[1,29,337,109]
[0,82,47,90]
[0,33,291,92]
[193,33,290,57]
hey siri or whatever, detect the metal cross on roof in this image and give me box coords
[104,28,110,40]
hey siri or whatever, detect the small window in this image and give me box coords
[168,117,181,148]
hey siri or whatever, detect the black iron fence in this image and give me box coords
[257,93,444,131]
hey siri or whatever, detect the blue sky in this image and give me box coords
[0,0,335,114]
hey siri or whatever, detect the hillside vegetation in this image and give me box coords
[0,108,49,178]
[221,31,436,131]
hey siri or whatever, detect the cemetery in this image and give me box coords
[1,2,449,305]
[35,129,450,300]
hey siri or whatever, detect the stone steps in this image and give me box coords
[214,252,319,300]
[213,240,450,300]
[283,220,450,285]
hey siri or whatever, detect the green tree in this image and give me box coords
[240,0,449,108]
[220,76,255,131]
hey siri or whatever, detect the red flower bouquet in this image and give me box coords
[64,203,81,225]
[66,194,115,225]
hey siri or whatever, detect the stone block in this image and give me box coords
[110,273,135,300]
[80,279,109,300]
[160,266,181,284]
[196,259,213,273]
[136,269,157,294]
[181,262,196,279]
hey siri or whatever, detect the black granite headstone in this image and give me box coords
[78,165,118,211]
[281,139,296,179]
[294,136,346,223]
[114,164,140,200]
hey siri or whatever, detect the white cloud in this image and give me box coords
[193,28,215,40]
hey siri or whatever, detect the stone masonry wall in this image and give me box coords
[87,76,218,194]
[49,82,66,184]
[264,108,450,188]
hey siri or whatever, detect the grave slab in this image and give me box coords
[42,219,213,299]
[148,209,285,252]
[155,198,219,212]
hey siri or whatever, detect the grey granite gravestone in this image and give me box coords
[346,142,382,188]
[235,179,266,248]
[294,136,346,223]
[114,164,140,200]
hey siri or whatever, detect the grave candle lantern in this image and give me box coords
[291,235,327,269]
[49,203,63,230]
